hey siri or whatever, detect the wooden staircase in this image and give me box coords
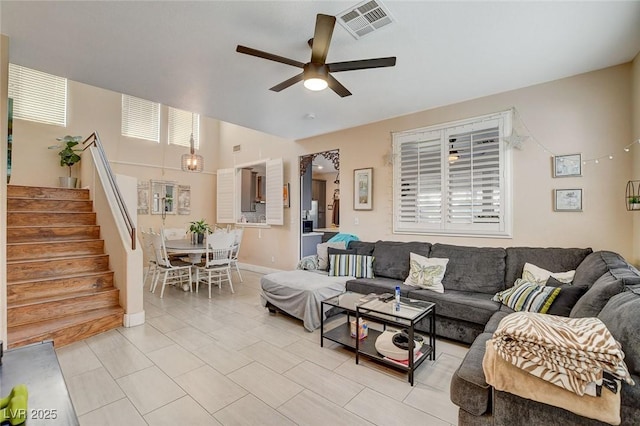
[6,185,124,349]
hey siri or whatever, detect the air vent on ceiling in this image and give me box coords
[337,0,395,40]
[233,144,241,152]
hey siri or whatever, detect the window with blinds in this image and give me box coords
[168,107,200,149]
[8,64,67,127]
[393,111,512,237]
[121,95,160,142]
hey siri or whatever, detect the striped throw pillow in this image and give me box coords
[494,281,561,314]
[328,254,374,278]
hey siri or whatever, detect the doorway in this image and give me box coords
[299,150,339,258]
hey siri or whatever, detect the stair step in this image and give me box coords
[8,306,124,349]
[7,271,114,304]
[8,197,93,212]
[8,211,96,226]
[7,225,101,243]
[7,185,90,200]
[7,239,105,261]
[7,254,110,282]
[8,288,120,327]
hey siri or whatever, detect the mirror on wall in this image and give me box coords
[151,180,178,215]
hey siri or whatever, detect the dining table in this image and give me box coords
[165,239,207,264]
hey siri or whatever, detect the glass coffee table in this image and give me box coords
[321,291,435,385]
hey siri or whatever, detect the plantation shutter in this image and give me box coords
[394,130,442,231]
[393,111,510,237]
[216,168,235,223]
[121,95,160,142]
[8,63,67,127]
[446,126,501,231]
[168,107,200,148]
[265,158,284,225]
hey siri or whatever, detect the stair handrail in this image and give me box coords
[81,132,136,250]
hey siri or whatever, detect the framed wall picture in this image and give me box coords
[177,185,191,215]
[553,153,582,177]
[283,183,290,208]
[354,168,373,210]
[554,189,582,212]
[137,180,149,215]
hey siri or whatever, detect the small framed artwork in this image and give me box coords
[177,185,191,215]
[354,168,373,210]
[554,189,583,212]
[283,183,290,208]
[553,153,582,177]
[137,180,149,215]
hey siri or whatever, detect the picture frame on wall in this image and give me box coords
[177,185,191,215]
[137,180,149,215]
[283,183,290,208]
[554,189,583,212]
[354,168,373,210]
[553,153,582,177]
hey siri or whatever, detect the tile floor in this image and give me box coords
[56,270,468,425]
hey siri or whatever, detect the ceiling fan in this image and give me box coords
[236,13,396,97]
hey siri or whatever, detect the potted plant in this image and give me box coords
[53,135,83,188]
[629,195,640,210]
[189,219,212,244]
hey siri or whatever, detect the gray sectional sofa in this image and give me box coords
[341,240,640,425]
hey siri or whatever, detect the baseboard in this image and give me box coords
[123,311,145,327]
[238,262,283,275]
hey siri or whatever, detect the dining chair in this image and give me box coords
[141,230,159,291]
[149,232,193,298]
[230,228,244,282]
[161,227,189,261]
[195,231,236,298]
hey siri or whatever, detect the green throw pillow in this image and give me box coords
[493,280,561,314]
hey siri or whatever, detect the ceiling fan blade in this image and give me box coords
[269,73,304,92]
[236,45,305,68]
[327,74,352,98]
[310,14,336,64]
[328,57,397,73]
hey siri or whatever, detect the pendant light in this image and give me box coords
[181,113,203,172]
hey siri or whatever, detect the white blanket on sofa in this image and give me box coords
[260,270,350,331]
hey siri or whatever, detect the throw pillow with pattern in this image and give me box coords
[403,253,448,293]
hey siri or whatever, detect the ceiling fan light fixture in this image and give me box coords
[304,77,328,91]
[303,63,329,91]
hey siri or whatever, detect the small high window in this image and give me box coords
[121,95,160,142]
[8,64,67,127]
[168,107,200,149]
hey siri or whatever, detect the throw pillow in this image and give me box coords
[317,242,346,271]
[493,281,561,314]
[570,272,625,318]
[403,253,447,293]
[545,278,588,317]
[522,262,575,285]
[296,254,319,271]
[328,247,356,272]
[328,254,374,278]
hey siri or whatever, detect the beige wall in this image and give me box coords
[632,53,640,264]
[287,65,634,260]
[218,123,298,270]
[10,79,220,245]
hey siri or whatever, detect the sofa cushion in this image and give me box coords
[570,271,625,318]
[347,241,376,256]
[492,280,560,314]
[504,247,592,288]
[346,277,412,297]
[450,332,493,416]
[598,289,640,376]
[572,251,628,288]
[403,253,447,293]
[408,289,501,325]
[372,241,431,280]
[430,244,506,294]
[545,282,588,317]
[484,311,512,334]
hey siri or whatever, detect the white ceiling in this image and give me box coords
[2,1,639,140]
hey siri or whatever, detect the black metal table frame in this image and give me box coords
[320,293,436,386]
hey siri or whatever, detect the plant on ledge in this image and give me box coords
[49,135,83,188]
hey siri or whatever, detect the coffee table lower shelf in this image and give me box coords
[322,322,433,378]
